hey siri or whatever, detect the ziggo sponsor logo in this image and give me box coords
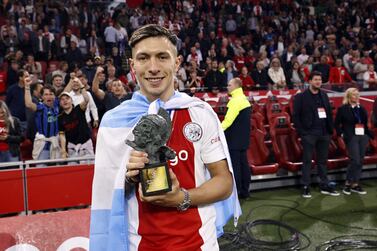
[5,237,89,251]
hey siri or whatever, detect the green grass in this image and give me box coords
[222,179,377,250]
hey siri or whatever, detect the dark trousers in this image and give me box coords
[301,134,330,187]
[346,135,369,183]
[230,149,251,197]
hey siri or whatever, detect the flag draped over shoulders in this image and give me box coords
[89,91,241,251]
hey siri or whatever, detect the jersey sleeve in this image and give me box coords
[199,108,227,164]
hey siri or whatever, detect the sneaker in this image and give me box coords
[351,185,367,195]
[342,185,351,195]
[320,186,340,196]
[302,186,312,198]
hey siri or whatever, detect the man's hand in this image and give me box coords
[96,66,104,75]
[93,120,99,128]
[138,168,184,208]
[24,76,32,88]
[125,150,149,183]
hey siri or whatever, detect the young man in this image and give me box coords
[24,79,64,161]
[221,78,251,199]
[90,24,241,251]
[293,71,340,198]
[58,78,94,159]
[92,66,132,112]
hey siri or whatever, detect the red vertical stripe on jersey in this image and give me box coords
[137,109,204,251]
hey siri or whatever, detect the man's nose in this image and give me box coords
[148,57,160,74]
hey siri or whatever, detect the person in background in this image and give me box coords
[268,57,286,90]
[293,71,339,198]
[58,81,94,160]
[6,69,29,133]
[363,64,377,90]
[0,101,23,162]
[92,66,132,112]
[221,77,251,198]
[24,80,64,161]
[335,88,372,195]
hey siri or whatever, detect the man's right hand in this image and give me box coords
[125,150,149,183]
[25,76,32,88]
[96,66,104,75]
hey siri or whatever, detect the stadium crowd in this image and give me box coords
[0,0,377,165]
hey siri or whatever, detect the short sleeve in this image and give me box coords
[199,108,227,164]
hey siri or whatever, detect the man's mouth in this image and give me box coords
[145,77,164,83]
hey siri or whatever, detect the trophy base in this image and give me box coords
[140,162,172,196]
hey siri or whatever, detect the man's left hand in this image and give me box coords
[138,168,184,208]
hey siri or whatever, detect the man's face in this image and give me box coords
[52,76,63,88]
[20,71,30,84]
[59,95,72,110]
[309,76,322,90]
[130,36,179,101]
[42,89,55,107]
[227,79,238,93]
[111,81,125,96]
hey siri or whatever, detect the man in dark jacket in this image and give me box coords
[293,71,339,198]
[222,78,251,198]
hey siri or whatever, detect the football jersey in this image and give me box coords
[128,108,227,251]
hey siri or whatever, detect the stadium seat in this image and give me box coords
[327,134,349,169]
[20,139,33,161]
[251,112,267,135]
[247,128,279,175]
[270,115,305,172]
[37,61,47,81]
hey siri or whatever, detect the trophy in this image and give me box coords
[126,108,176,196]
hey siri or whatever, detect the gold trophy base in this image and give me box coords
[140,162,172,196]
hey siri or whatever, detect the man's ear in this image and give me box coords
[129,58,134,73]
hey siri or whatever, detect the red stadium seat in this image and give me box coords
[20,139,33,161]
[270,115,306,172]
[247,128,279,175]
[37,61,47,81]
[327,134,349,169]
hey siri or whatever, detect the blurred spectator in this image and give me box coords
[268,57,286,90]
[6,60,20,87]
[0,101,23,162]
[251,60,270,90]
[60,28,78,55]
[104,21,118,56]
[6,69,28,132]
[81,56,96,85]
[287,61,305,90]
[203,59,225,92]
[92,67,132,113]
[313,56,331,84]
[59,85,94,160]
[23,55,41,82]
[51,74,65,96]
[354,54,369,89]
[66,40,83,67]
[68,74,99,129]
[26,82,43,142]
[363,64,377,90]
[32,29,50,62]
[328,58,354,87]
[239,66,254,90]
[224,60,238,84]
[24,83,62,162]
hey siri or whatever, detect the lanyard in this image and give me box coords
[352,106,362,124]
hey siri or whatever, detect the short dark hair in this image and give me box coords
[41,85,56,96]
[51,74,63,82]
[129,24,177,50]
[17,69,27,79]
[308,71,322,81]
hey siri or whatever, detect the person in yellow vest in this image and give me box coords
[222,78,252,198]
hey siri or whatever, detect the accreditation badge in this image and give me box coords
[355,124,365,135]
[317,108,327,119]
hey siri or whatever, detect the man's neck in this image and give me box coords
[64,105,73,114]
[309,85,319,94]
[18,82,24,88]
